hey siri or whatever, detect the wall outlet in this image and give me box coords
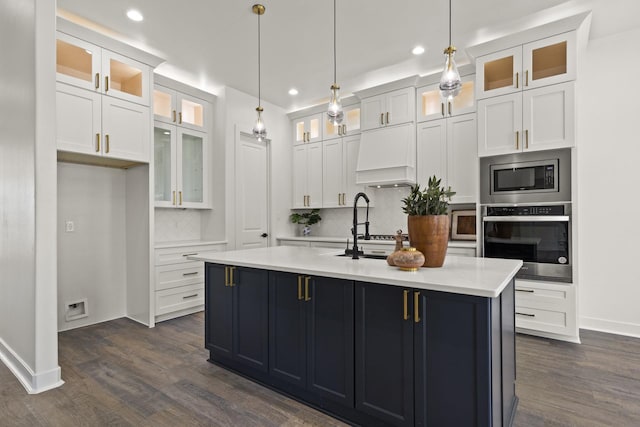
[65,220,74,232]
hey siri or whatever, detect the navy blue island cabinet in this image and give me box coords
[205,262,517,427]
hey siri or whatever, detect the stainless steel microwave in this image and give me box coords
[480,149,571,204]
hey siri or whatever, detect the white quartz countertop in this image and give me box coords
[190,246,521,298]
[276,235,477,248]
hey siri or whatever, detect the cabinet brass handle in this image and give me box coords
[307,195,310,206]
[448,101,452,116]
[307,131,310,141]
[525,129,529,149]
[298,276,303,300]
[516,131,519,150]
[386,112,390,124]
[172,190,176,205]
[224,266,229,287]
[414,291,421,323]
[182,294,199,299]
[178,111,182,124]
[105,75,109,92]
[95,133,100,152]
[304,276,311,301]
[95,73,100,89]
[105,134,110,153]
[229,266,236,287]
[182,272,199,277]
[403,290,409,320]
[515,72,519,89]
[179,191,183,205]
[181,253,197,257]
[526,70,529,87]
[172,110,176,123]
[342,124,347,134]
[380,113,384,126]
[441,103,445,117]
[516,312,535,318]
[516,289,534,293]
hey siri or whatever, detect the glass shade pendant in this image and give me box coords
[326,0,344,125]
[252,4,267,141]
[439,0,461,99]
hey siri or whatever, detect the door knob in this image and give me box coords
[261,233,268,238]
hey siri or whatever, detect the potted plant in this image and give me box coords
[401,176,455,267]
[290,209,322,236]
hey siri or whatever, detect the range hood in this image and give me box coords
[355,122,416,187]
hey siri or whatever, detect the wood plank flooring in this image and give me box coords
[1,313,639,426]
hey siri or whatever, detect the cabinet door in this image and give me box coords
[324,105,360,139]
[417,83,445,122]
[205,264,233,359]
[233,267,269,373]
[292,145,308,208]
[177,93,207,131]
[476,46,522,99]
[56,32,101,92]
[477,93,522,157]
[322,138,344,208]
[293,117,307,145]
[523,32,576,90]
[343,135,365,207]
[306,114,323,143]
[153,123,177,207]
[355,282,414,427]
[523,82,575,152]
[449,75,476,116]
[416,119,447,187]
[386,87,415,126]
[102,96,150,162]
[307,142,323,208]
[306,276,354,406]
[447,114,478,204]
[153,85,177,125]
[360,94,386,131]
[177,128,208,208]
[269,271,307,388]
[56,83,102,155]
[102,49,150,106]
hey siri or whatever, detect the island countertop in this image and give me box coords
[190,245,522,298]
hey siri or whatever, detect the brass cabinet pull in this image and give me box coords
[105,134,110,153]
[515,131,519,150]
[414,291,420,323]
[516,312,535,318]
[229,266,236,287]
[181,253,197,257]
[386,112,390,124]
[95,73,100,89]
[441,102,445,117]
[304,276,311,301]
[172,190,176,205]
[342,124,347,135]
[403,290,409,320]
[448,101,452,116]
[525,70,529,87]
[338,193,341,205]
[179,191,183,205]
[105,75,109,92]
[380,113,384,126]
[298,276,303,300]
[182,294,198,299]
[525,129,529,149]
[182,272,198,277]
[306,131,310,141]
[224,266,229,286]
[95,133,100,152]
[178,111,183,124]
[307,195,310,206]
[515,72,519,89]
[515,289,534,293]
[172,110,176,123]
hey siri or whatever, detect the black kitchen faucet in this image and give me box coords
[351,192,370,259]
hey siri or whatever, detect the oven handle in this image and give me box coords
[483,216,570,222]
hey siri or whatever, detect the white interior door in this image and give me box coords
[235,131,269,249]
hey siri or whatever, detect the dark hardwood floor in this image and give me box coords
[1,312,639,426]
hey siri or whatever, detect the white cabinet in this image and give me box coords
[476,32,576,100]
[293,113,323,144]
[292,142,323,208]
[322,135,365,208]
[416,75,475,122]
[477,81,574,156]
[514,279,578,342]
[56,82,150,162]
[417,113,477,204]
[361,87,415,131]
[154,122,209,209]
[153,85,208,132]
[56,32,150,106]
[323,105,361,140]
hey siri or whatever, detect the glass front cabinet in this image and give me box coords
[323,105,361,140]
[417,75,475,122]
[153,85,207,132]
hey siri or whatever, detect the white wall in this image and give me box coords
[57,163,127,331]
[576,27,640,337]
[0,0,61,393]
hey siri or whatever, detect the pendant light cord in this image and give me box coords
[257,11,262,108]
[448,0,452,47]
[333,0,337,85]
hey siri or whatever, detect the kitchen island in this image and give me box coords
[191,246,522,427]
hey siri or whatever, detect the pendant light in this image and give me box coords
[326,0,344,125]
[439,0,461,100]
[252,4,267,142]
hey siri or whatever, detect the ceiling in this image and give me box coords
[57,0,639,112]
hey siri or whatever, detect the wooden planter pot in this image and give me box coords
[407,215,450,267]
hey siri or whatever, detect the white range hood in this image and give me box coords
[355,122,416,187]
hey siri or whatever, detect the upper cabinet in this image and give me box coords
[56,32,150,106]
[476,32,576,100]
[323,105,361,140]
[417,75,475,122]
[293,113,323,145]
[154,85,208,132]
[361,87,415,131]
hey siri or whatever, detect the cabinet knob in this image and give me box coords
[261,232,268,238]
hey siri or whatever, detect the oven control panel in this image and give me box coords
[486,205,565,216]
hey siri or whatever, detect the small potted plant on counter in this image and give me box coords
[290,209,322,236]
[402,175,455,267]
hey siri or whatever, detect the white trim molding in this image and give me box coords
[580,316,640,339]
[0,338,64,394]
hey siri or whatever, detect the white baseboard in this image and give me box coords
[0,337,64,394]
[580,316,640,339]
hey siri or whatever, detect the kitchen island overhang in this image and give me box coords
[192,246,522,427]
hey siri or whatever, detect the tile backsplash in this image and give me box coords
[155,208,202,242]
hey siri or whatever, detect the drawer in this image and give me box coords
[515,279,574,311]
[155,244,224,266]
[155,283,204,316]
[155,262,204,291]
[447,246,476,257]
[515,305,573,336]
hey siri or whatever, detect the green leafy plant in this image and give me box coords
[401,176,456,216]
[289,209,322,226]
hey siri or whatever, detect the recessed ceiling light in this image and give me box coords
[288,88,299,96]
[412,46,425,55]
[126,9,144,22]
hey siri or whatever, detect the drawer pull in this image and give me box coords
[182,253,198,257]
[414,291,420,323]
[516,312,536,317]
[403,290,409,320]
[516,289,534,293]
[182,272,199,276]
[182,294,199,299]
